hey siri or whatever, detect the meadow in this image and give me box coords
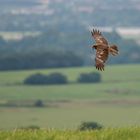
[0,127,140,140]
[0,64,140,130]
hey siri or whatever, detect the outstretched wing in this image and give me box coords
[91,29,108,45]
[95,47,109,71]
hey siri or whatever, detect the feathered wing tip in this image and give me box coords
[91,29,101,37]
[109,45,119,56]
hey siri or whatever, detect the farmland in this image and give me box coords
[0,64,140,129]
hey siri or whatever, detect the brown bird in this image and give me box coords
[91,29,119,71]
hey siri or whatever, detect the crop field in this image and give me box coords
[0,64,140,130]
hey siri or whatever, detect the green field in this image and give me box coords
[0,64,140,85]
[0,127,140,140]
[0,64,140,130]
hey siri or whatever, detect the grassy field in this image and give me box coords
[0,64,140,129]
[0,127,140,140]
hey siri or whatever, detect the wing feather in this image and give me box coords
[95,47,109,71]
[91,29,108,45]
[90,28,119,71]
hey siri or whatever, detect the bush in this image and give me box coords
[47,73,68,84]
[78,121,103,131]
[24,73,48,85]
[34,100,44,107]
[77,72,101,83]
[24,73,68,85]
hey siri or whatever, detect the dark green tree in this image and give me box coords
[77,72,101,83]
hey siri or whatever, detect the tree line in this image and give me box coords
[0,49,83,70]
[0,28,140,70]
[24,72,101,85]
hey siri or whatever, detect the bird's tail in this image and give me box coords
[109,45,119,56]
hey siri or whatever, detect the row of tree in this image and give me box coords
[0,29,140,70]
[0,50,83,70]
[24,72,101,85]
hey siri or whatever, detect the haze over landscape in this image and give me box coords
[0,0,140,139]
[1,0,140,29]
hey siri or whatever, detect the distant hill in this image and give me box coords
[0,0,39,7]
[0,0,140,31]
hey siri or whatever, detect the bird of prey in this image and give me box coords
[91,29,119,71]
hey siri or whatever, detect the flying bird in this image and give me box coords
[91,29,119,71]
